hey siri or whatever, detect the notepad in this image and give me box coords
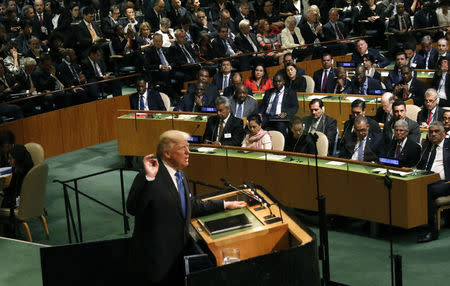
[201,214,252,235]
[325,161,346,166]
[197,147,216,153]
[258,154,286,161]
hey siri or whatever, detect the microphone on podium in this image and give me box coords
[220,178,261,207]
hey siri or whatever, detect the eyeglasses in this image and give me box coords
[394,129,408,133]
[355,128,368,133]
[424,99,436,103]
[442,116,450,121]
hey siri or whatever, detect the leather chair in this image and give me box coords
[24,143,44,165]
[311,131,329,156]
[268,130,285,151]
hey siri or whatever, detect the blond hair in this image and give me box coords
[156,130,190,158]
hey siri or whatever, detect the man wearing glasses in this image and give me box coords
[384,119,421,167]
[417,89,445,128]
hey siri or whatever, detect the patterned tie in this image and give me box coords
[218,119,224,140]
[88,23,96,40]
[175,171,187,217]
[335,23,343,39]
[39,14,43,25]
[158,49,168,66]
[395,143,402,158]
[139,95,145,110]
[236,103,243,118]
[181,45,194,63]
[223,75,229,89]
[321,70,328,92]
[224,39,235,56]
[269,91,280,116]
[357,139,364,161]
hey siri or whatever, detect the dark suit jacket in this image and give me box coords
[258,87,299,119]
[223,85,253,98]
[211,36,239,58]
[127,163,223,283]
[229,95,258,118]
[388,13,412,34]
[386,67,403,91]
[322,21,347,41]
[431,72,450,107]
[393,78,426,106]
[375,106,392,125]
[383,116,421,144]
[129,90,166,111]
[275,67,305,79]
[177,85,219,112]
[417,106,444,125]
[299,21,323,44]
[284,132,316,154]
[409,53,425,69]
[285,76,306,93]
[313,68,336,93]
[30,66,56,92]
[202,114,245,146]
[56,61,83,87]
[339,132,383,162]
[81,57,107,83]
[417,138,450,181]
[346,77,383,95]
[302,114,338,155]
[100,16,119,38]
[212,72,233,90]
[342,117,381,141]
[73,21,100,57]
[418,47,439,70]
[32,13,53,40]
[144,8,165,33]
[385,138,421,167]
[234,32,261,53]
[168,43,197,67]
[144,46,171,71]
[351,49,390,68]
[166,6,187,28]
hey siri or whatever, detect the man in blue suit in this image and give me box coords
[211,59,233,90]
[313,53,336,93]
[386,52,410,91]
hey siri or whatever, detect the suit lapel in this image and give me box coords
[159,163,186,221]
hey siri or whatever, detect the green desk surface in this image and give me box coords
[190,147,431,181]
[119,113,208,122]
[196,207,263,240]
[251,93,381,103]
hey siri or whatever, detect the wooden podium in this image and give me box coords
[186,188,321,285]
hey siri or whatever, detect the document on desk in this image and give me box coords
[258,154,286,161]
[307,95,327,100]
[175,114,199,120]
[372,168,412,177]
[197,147,217,153]
[345,96,365,102]
[325,161,346,166]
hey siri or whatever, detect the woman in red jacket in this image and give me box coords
[244,64,273,92]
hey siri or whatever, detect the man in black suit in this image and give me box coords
[56,49,88,105]
[212,9,236,36]
[384,119,421,167]
[443,110,450,138]
[313,53,336,93]
[417,88,445,128]
[100,5,120,39]
[222,72,253,98]
[144,0,165,33]
[234,19,266,70]
[405,43,425,69]
[259,74,299,136]
[169,29,199,84]
[435,38,450,67]
[203,96,245,146]
[166,0,187,29]
[432,57,450,107]
[339,116,383,162]
[73,7,105,59]
[211,25,242,69]
[234,2,256,32]
[413,1,440,41]
[129,77,166,111]
[416,122,450,242]
[81,45,122,100]
[418,35,439,70]
[346,66,383,95]
[351,40,390,68]
[341,99,381,144]
[333,66,351,94]
[383,99,421,144]
[302,98,338,155]
[386,52,410,91]
[275,53,305,82]
[177,81,218,112]
[119,7,142,35]
[211,59,233,90]
[393,65,426,106]
[144,33,172,85]
[298,9,324,59]
[322,8,348,56]
[31,0,53,44]
[127,130,245,284]
[387,2,414,56]
[229,84,258,119]
[284,116,316,154]
[375,92,395,125]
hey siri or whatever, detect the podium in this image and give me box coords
[186,188,321,286]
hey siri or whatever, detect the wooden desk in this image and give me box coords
[185,146,440,229]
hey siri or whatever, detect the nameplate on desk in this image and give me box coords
[337,61,356,68]
[201,107,217,113]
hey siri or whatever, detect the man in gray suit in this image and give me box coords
[229,84,258,118]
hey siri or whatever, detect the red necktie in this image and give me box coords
[39,14,43,25]
[427,111,433,125]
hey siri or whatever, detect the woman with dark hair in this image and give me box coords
[3,42,23,76]
[244,64,273,92]
[185,0,201,24]
[1,145,33,209]
[241,114,272,149]
[56,3,81,45]
[197,31,214,62]
[285,62,306,92]
[363,54,381,81]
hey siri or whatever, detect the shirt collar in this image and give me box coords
[162,160,177,178]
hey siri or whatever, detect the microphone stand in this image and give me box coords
[384,169,403,286]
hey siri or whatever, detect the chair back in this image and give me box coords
[17,163,49,220]
[311,131,329,156]
[405,104,421,121]
[303,75,315,93]
[268,130,285,151]
[159,92,172,111]
[24,142,45,165]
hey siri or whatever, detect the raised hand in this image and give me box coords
[143,154,159,178]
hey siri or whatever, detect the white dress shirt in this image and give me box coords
[265,87,285,115]
[431,139,446,180]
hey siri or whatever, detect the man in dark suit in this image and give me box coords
[73,7,104,59]
[393,65,426,106]
[413,1,440,41]
[166,0,187,29]
[203,96,245,146]
[333,66,351,94]
[322,8,348,56]
[418,35,439,69]
[416,122,450,243]
[405,43,425,69]
[81,45,122,100]
[169,29,199,84]
[119,7,142,35]
[223,72,253,98]
[275,53,306,79]
[234,2,256,32]
[346,66,383,95]
[386,52,410,91]
[383,99,421,144]
[384,119,421,167]
[259,74,299,136]
[432,57,450,107]
[211,59,233,90]
[144,33,172,85]
[351,40,390,68]
[191,10,217,43]
[417,88,445,128]
[31,0,53,43]
[284,116,316,154]
[229,84,258,119]
[129,78,166,111]
[127,130,245,284]
[341,99,381,145]
[298,9,324,58]
[375,92,395,125]
[177,81,218,112]
[339,116,383,162]
[313,53,336,93]
[387,2,414,56]
[56,48,88,105]
[443,110,450,138]
[144,0,166,33]
[302,98,338,155]
[211,25,242,68]
[234,19,266,70]
[100,5,120,38]
[212,9,236,36]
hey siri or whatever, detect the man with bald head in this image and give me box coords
[375,92,395,124]
[229,83,258,118]
[223,72,253,98]
[346,66,383,95]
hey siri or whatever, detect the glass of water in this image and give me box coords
[222,248,240,265]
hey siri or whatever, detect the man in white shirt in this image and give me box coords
[417,88,445,128]
[417,122,450,243]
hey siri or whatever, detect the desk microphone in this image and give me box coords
[191,123,201,136]
[243,181,267,210]
[220,178,260,206]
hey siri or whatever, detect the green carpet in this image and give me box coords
[2,140,449,286]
